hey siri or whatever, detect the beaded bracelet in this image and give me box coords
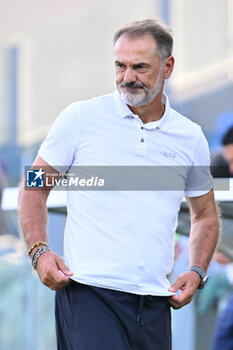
[28,241,48,256]
[32,246,50,270]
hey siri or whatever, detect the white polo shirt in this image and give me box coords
[38,91,213,296]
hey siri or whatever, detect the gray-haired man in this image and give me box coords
[19,18,219,350]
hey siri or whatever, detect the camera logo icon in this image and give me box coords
[26,168,45,188]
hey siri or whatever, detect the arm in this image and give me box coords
[168,189,220,309]
[18,155,73,290]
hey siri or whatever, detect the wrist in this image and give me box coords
[28,241,49,257]
[190,265,209,289]
[31,246,51,270]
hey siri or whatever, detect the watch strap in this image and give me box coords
[190,265,209,289]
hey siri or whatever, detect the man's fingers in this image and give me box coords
[39,265,69,288]
[48,267,71,290]
[169,299,192,309]
[36,251,73,290]
[168,291,193,309]
[170,289,192,303]
[55,256,73,276]
[168,272,200,309]
[168,275,184,292]
[168,298,181,309]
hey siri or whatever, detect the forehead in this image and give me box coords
[114,34,159,63]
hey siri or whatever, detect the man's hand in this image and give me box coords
[168,271,201,309]
[35,250,73,291]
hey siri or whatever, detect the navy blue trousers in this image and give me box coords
[55,280,171,350]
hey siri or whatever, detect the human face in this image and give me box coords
[114,34,164,107]
[224,144,233,174]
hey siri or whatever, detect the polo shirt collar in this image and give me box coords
[113,90,171,131]
[113,90,133,118]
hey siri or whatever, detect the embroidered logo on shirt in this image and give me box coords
[163,150,176,158]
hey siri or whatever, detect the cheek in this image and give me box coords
[115,72,124,84]
[137,74,152,87]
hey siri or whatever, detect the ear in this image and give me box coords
[163,56,175,79]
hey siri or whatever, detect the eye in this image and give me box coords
[115,62,126,72]
[135,65,148,73]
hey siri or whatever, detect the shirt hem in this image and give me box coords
[69,276,175,296]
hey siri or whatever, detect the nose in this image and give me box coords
[123,67,136,83]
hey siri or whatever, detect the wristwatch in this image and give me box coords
[190,265,209,289]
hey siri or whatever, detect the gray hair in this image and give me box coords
[113,18,173,63]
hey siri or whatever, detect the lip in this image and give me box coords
[121,86,143,92]
[122,85,143,89]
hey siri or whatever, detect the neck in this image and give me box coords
[128,89,165,124]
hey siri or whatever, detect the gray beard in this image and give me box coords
[117,70,164,108]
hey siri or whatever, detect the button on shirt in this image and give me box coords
[38,91,213,296]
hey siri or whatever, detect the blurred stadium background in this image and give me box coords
[0,0,233,349]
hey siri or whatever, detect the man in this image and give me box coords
[210,126,233,178]
[211,126,233,350]
[18,18,219,350]
[222,126,233,174]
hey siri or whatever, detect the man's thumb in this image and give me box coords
[56,257,73,276]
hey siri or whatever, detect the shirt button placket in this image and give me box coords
[137,125,147,155]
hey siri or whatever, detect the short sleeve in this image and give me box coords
[38,103,81,173]
[184,130,213,197]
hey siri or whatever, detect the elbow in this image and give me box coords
[17,180,50,212]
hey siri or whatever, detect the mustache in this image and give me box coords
[119,81,145,89]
